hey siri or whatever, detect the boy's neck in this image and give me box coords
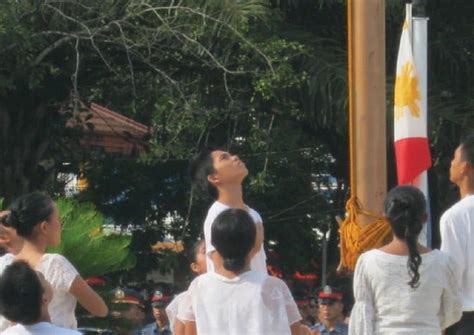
[39,314,51,324]
[213,255,251,279]
[458,176,474,199]
[217,184,246,209]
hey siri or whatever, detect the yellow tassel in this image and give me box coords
[338,197,392,270]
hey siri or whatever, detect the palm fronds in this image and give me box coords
[49,198,135,278]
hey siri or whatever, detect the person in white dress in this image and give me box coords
[177,208,302,335]
[0,260,81,335]
[349,185,462,335]
[0,192,108,330]
[190,147,266,274]
[164,239,207,334]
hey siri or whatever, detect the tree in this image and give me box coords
[0,0,274,203]
[1,0,472,279]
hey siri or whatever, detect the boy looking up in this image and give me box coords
[190,147,266,273]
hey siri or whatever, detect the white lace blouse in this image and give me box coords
[166,291,187,333]
[349,249,462,335]
[177,270,301,335]
[0,253,79,330]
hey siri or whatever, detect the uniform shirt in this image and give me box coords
[311,322,348,335]
[140,322,172,335]
[440,194,474,311]
[203,201,267,273]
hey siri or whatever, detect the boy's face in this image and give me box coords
[318,299,344,323]
[152,305,169,327]
[36,271,53,307]
[208,150,248,187]
[450,145,470,185]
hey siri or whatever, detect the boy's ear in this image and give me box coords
[464,161,474,175]
[207,174,219,186]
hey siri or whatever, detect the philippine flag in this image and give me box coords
[394,5,431,186]
[394,4,432,245]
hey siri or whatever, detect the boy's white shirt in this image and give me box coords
[203,201,267,273]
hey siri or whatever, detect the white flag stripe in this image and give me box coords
[394,4,428,142]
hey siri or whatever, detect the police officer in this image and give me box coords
[111,288,147,335]
[141,290,172,335]
[311,286,348,335]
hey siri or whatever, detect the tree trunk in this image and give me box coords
[0,101,58,206]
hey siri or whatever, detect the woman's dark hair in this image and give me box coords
[0,261,44,324]
[0,192,54,238]
[211,208,256,272]
[189,147,220,200]
[187,239,205,264]
[384,185,426,288]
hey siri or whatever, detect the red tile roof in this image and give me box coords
[74,103,150,155]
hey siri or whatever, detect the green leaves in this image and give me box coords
[48,197,135,278]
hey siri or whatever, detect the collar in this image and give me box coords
[154,323,170,333]
[317,322,346,333]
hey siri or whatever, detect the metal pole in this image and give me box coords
[321,225,328,287]
[412,0,431,246]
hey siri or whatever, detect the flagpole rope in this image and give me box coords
[347,0,355,196]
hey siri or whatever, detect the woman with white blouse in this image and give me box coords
[177,208,302,335]
[0,192,108,330]
[349,185,462,335]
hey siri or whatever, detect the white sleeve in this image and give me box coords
[440,213,465,281]
[281,281,302,325]
[439,255,463,329]
[204,209,218,255]
[349,255,375,335]
[166,292,186,332]
[177,280,197,322]
[43,254,79,291]
[253,209,263,225]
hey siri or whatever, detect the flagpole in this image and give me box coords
[412,0,431,247]
[351,0,387,225]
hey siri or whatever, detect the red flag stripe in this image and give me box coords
[394,137,432,184]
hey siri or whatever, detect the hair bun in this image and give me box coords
[223,257,246,272]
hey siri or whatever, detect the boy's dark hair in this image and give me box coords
[1,192,54,238]
[211,208,256,272]
[460,134,474,166]
[187,239,205,264]
[0,261,43,324]
[189,147,220,199]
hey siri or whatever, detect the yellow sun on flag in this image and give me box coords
[394,62,421,121]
